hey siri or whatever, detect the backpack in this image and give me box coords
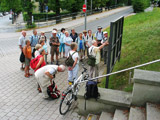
[65,52,76,67]
[84,81,100,110]
[87,47,96,67]
[30,55,41,70]
[47,81,60,99]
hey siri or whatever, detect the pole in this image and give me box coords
[91,0,92,13]
[85,0,87,30]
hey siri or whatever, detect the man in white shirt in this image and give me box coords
[95,26,104,58]
[88,40,109,80]
[18,31,27,70]
[35,65,65,98]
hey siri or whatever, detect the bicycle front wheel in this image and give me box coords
[59,91,73,115]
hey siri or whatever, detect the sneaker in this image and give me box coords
[56,61,59,65]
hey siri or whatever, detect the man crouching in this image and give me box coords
[35,65,65,98]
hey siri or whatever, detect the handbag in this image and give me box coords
[19,52,25,63]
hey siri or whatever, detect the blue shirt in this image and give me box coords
[59,33,65,43]
[43,44,48,53]
[79,40,83,50]
[30,35,39,47]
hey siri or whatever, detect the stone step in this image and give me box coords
[86,114,99,120]
[147,103,160,120]
[113,109,128,120]
[99,111,113,120]
[129,107,146,120]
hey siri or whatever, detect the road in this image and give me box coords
[45,7,133,38]
[0,14,16,33]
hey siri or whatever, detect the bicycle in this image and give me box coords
[59,64,89,115]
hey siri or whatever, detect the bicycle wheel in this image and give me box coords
[59,91,73,115]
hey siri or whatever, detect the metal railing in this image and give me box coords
[86,59,160,82]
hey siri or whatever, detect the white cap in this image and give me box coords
[59,65,65,72]
[103,31,108,35]
[97,26,102,29]
[52,30,57,33]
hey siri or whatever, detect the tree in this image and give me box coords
[0,0,22,13]
[21,0,35,26]
[36,0,48,13]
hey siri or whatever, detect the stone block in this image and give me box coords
[129,107,145,120]
[113,109,128,120]
[99,112,113,120]
[147,103,160,120]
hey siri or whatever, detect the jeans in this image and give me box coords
[59,43,65,52]
[68,64,79,82]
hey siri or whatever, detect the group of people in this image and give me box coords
[18,26,109,98]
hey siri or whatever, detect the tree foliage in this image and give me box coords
[0,0,22,13]
[132,0,150,13]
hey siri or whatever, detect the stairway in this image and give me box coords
[86,103,160,120]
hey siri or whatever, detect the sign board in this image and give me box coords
[106,16,124,88]
[46,6,48,12]
[83,4,86,13]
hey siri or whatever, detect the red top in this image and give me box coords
[34,55,46,72]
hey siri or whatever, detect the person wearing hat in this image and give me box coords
[59,28,66,58]
[101,31,109,64]
[39,31,47,43]
[83,30,87,58]
[50,30,60,65]
[35,65,65,98]
[95,26,104,58]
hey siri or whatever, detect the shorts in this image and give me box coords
[25,57,31,66]
[59,43,65,52]
[50,46,59,56]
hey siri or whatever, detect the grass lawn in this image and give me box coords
[99,8,160,92]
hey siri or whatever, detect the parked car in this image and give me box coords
[0,13,3,17]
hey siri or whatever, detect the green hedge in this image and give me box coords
[23,11,70,22]
[132,0,150,13]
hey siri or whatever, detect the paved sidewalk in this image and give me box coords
[0,6,132,39]
[0,52,105,120]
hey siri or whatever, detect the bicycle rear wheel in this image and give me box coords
[59,91,73,115]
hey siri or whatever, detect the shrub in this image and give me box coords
[132,0,150,13]
[25,22,36,29]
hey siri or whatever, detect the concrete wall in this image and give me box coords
[131,69,160,106]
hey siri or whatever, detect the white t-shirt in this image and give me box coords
[18,35,26,48]
[68,50,79,64]
[35,65,58,78]
[89,46,100,64]
[35,50,40,58]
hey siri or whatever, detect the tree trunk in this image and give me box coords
[55,0,61,24]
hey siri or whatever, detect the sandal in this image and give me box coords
[28,73,33,76]
[37,87,42,93]
[25,74,29,78]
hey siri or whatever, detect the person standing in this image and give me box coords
[95,26,104,58]
[70,28,78,42]
[39,31,47,43]
[35,65,65,98]
[83,30,87,58]
[76,33,85,61]
[23,40,32,78]
[86,30,94,56]
[68,43,79,83]
[18,31,27,70]
[64,31,73,57]
[89,40,109,80]
[50,30,60,65]
[101,31,109,64]
[40,39,48,64]
[30,29,39,52]
[59,28,65,58]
